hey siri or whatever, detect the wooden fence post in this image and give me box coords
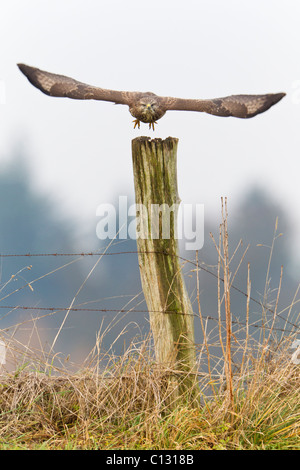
[131,136,198,401]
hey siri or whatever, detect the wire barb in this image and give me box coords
[0,249,298,331]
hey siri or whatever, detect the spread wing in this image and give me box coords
[17,63,136,105]
[161,93,285,118]
[18,64,285,120]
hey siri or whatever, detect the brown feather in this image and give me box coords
[17,63,133,105]
[162,93,286,118]
[17,64,285,125]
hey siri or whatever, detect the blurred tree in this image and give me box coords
[0,148,298,366]
[183,187,299,337]
[0,150,142,363]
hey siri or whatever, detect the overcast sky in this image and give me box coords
[1,0,300,260]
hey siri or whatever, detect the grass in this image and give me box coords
[0,199,299,450]
[0,329,299,450]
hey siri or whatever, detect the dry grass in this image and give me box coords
[0,329,299,450]
[0,199,299,450]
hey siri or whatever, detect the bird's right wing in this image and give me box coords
[162,93,286,118]
[17,63,136,105]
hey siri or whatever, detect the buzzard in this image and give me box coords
[17,64,285,130]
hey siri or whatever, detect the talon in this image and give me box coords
[133,119,140,129]
[149,121,157,131]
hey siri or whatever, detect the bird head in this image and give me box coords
[129,93,166,124]
[138,96,159,120]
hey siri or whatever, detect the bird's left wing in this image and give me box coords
[17,64,136,105]
[161,93,285,118]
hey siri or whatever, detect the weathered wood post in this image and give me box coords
[131,136,198,401]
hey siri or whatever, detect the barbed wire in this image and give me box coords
[0,252,129,257]
[0,250,299,332]
[0,304,297,334]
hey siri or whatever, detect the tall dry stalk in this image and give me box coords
[221,198,233,407]
[210,197,234,407]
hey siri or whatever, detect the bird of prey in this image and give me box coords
[17,63,285,130]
